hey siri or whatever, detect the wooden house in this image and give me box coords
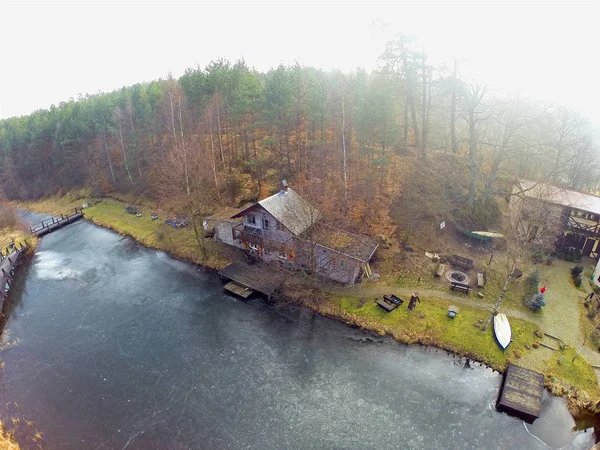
[209,182,378,284]
[509,180,600,259]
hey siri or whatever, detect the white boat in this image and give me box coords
[494,313,512,349]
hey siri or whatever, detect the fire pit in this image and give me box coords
[446,270,470,285]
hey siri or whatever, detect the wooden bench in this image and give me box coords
[477,272,486,288]
[449,255,474,271]
[376,298,397,312]
[386,294,404,306]
[435,263,446,278]
[450,281,471,294]
[376,294,404,312]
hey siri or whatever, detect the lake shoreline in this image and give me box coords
[14,198,600,425]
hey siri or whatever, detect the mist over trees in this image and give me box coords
[1,38,598,234]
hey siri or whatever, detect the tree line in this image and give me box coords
[1,36,598,232]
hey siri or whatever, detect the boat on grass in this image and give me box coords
[493,313,511,349]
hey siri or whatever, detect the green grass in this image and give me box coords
[0,227,37,253]
[18,195,230,270]
[333,293,598,396]
[546,347,599,396]
[337,294,537,369]
[83,200,230,269]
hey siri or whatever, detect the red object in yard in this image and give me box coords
[540,286,546,294]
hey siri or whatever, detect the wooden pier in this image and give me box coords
[0,243,28,312]
[29,208,84,237]
[218,260,286,300]
[496,364,544,423]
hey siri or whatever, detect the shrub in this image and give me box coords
[574,275,583,288]
[524,293,546,311]
[546,255,555,265]
[531,248,544,264]
[571,265,584,278]
[0,204,19,230]
[524,269,540,298]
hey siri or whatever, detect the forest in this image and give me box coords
[1,37,598,237]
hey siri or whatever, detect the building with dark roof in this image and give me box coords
[209,182,378,284]
[509,180,600,259]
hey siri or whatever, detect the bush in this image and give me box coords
[0,204,19,230]
[574,275,583,288]
[524,293,546,311]
[524,269,540,297]
[571,265,584,278]
[531,248,544,264]
[546,255,555,265]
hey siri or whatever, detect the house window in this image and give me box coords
[263,218,270,230]
[246,214,256,225]
[276,221,284,231]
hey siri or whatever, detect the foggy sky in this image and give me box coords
[1,2,599,123]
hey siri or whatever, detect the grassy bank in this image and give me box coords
[0,227,37,254]
[16,192,600,418]
[0,420,19,450]
[0,226,38,450]
[284,282,600,418]
[18,192,230,270]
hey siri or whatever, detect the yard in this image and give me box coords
[339,243,600,398]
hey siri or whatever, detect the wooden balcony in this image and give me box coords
[564,215,600,237]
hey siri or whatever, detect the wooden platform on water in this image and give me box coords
[29,208,84,237]
[496,363,544,423]
[218,260,286,299]
[224,281,254,299]
[0,244,28,311]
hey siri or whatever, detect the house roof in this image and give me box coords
[519,180,600,216]
[315,226,379,263]
[206,203,253,222]
[231,188,320,236]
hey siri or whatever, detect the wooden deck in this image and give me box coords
[0,244,28,311]
[223,281,254,299]
[218,260,286,299]
[496,364,544,423]
[29,209,84,237]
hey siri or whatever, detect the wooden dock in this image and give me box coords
[29,208,84,237]
[0,243,28,312]
[496,364,544,423]
[218,260,286,299]
[223,281,254,299]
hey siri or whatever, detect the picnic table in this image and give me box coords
[376,294,404,312]
[449,255,474,271]
[450,281,471,294]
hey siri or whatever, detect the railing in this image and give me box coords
[29,208,84,234]
[564,215,600,236]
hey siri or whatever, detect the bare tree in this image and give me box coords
[113,107,134,186]
[480,96,548,200]
[450,58,459,154]
[461,83,488,206]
